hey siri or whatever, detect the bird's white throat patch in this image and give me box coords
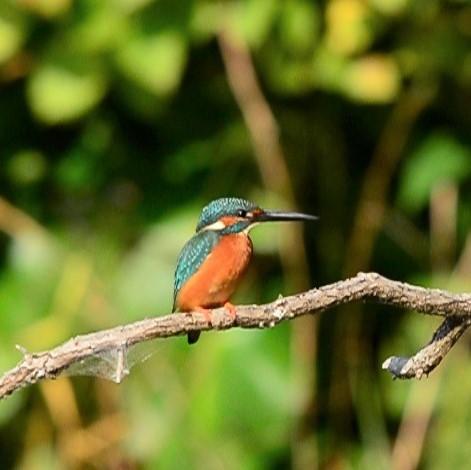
[199,220,226,232]
[198,217,260,234]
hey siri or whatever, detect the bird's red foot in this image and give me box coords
[224,302,237,321]
[194,306,213,325]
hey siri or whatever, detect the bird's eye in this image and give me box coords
[236,209,247,217]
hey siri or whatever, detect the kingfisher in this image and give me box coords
[173,197,318,344]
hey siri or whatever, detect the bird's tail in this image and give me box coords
[187,331,201,344]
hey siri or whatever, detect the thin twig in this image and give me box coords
[382,316,470,379]
[217,30,290,194]
[0,195,50,239]
[217,27,317,469]
[1,272,471,400]
[344,83,436,276]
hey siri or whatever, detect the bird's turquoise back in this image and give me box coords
[173,230,220,311]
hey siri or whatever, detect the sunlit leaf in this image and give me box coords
[342,54,401,103]
[368,0,408,15]
[231,0,279,47]
[27,64,107,124]
[398,132,471,213]
[115,30,187,97]
[0,15,23,64]
[279,0,320,56]
[68,3,126,54]
[20,0,72,18]
[325,0,374,55]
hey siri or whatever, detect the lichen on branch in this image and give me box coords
[1,272,470,400]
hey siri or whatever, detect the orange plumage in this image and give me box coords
[175,233,252,311]
[172,197,317,344]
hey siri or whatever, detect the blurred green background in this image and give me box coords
[1,0,471,468]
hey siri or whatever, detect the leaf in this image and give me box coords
[0,15,23,64]
[397,131,471,213]
[115,29,187,96]
[342,54,400,103]
[27,63,107,124]
[279,0,320,56]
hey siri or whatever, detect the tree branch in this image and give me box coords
[1,272,471,400]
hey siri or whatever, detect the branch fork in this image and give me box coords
[0,272,469,400]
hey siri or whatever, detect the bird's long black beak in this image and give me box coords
[255,210,318,223]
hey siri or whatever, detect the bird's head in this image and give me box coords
[196,197,318,235]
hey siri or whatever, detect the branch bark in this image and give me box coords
[1,272,470,400]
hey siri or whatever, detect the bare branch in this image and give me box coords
[217,26,318,468]
[382,316,470,379]
[1,272,471,400]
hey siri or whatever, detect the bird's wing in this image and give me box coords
[173,230,220,311]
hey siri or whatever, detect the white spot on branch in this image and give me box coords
[1,272,471,399]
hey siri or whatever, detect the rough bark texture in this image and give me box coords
[1,272,470,400]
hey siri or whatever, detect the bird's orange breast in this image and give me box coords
[175,234,253,311]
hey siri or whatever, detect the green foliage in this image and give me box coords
[28,63,107,124]
[0,0,471,468]
[398,132,471,213]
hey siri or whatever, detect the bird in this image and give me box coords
[173,197,318,344]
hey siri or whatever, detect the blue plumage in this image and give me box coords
[173,198,259,311]
[172,197,317,344]
[173,230,220,311]
[196,198,258,232]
